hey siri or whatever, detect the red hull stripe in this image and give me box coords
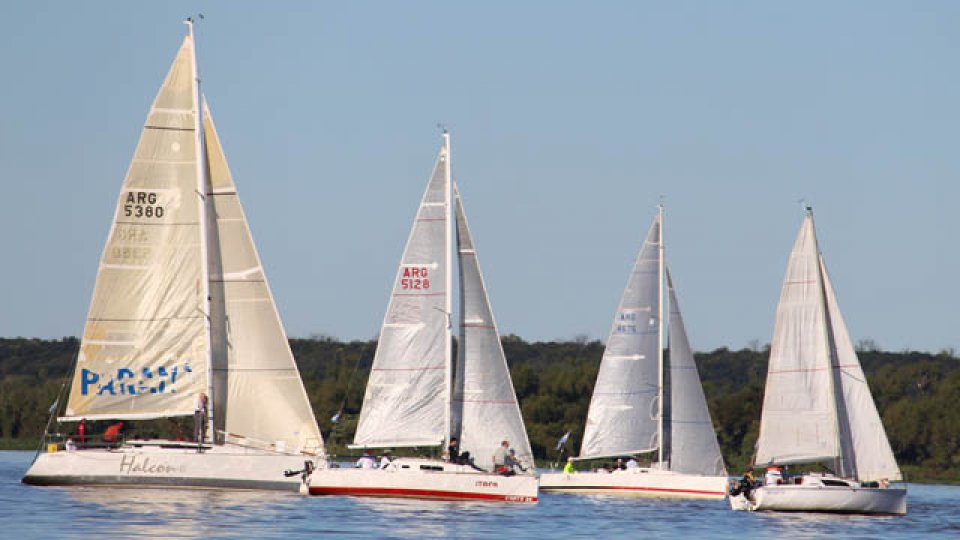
[309,486,537,502]
[543,485,725,496]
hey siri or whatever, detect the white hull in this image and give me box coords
[309,458,537,503]
[22,440,320,492]
[730,482,907,515]
[539,468,728,500]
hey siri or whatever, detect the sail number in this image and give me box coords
[400,267,431,290]
[123,191,165,219]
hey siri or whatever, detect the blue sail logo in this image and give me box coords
[80,363,193,396]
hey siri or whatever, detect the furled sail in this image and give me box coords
[820,257,902,481]
[452,185,534,471]
[755,212,840,466]
[666,270,726,476]
[353,142,450,448]
[580,216,661,459]
[202,102,324,455]
[64,35,208,420]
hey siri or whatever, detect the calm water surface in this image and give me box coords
[2,451,957,539]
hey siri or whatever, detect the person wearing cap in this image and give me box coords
[379,449,393,469]
[563,457,576,474]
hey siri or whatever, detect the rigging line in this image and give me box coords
[330,341,372,431]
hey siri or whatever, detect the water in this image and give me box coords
[2,451,957,539]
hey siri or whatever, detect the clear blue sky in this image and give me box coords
[1,1,957,353]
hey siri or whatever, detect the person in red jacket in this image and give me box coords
[103,421,124,443]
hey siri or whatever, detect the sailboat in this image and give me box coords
[729,208,906,514]
[22,22,325,491]
[307,133,537,503]
[540,206,729,499]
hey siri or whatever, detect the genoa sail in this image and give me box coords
[352,141,451,448]
[580,216,661,459]
[452,185,534,469]
[202,102,323,454]
[666,270,726,476]
[64,35,208,421]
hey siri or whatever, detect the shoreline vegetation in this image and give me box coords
[1,336,957,484]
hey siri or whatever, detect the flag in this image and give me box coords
[48,398,59,415]
[330,411,341,424]
[555,431,570,451]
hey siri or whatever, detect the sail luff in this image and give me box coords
[579,217,661,459]
[656,205,664,467]
[186,20,216,443]
[443,132,453,448]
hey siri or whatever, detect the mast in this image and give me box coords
[186,18,215,442]
[443,130,453,449]
[656,203,664,467]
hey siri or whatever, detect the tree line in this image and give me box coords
[1,336,957,482]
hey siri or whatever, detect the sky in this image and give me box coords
[1,1,958,353]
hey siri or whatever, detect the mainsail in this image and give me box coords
[755,212,840,466]
[666,270,726,476]
[452,185,534,468]
[203,102,323,454]
[64,35,208,420]
[352,140,451,448]
[580,216,661,459]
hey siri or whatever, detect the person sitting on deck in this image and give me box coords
[103,421,124,444]
[356,450,376,469]
[626,457,639,469]
[493,440,511,474]
[764,466,782,486]
[563,457,576,474]
[505,449,526,474]
[730,470,756,498]
[379,450,393,469]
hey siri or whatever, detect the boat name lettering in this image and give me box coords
[400,267,430,290]
[119,454,184,475]
[81,362,193,396]
[475,480,498,488]
[123,191,165,219]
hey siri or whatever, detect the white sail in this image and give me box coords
[820,257,902,481]
[353,141,450,448]
[755,213,840,466]
[580,216,661,459]
[666,270,726,476]
[64,36,208,421]
[202,103,324,454]
[452,185,534,470]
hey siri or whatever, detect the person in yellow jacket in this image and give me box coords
[563,457,576,474]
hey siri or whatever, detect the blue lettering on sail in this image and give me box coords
[81,363,193,396]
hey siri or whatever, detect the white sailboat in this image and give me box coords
[22,22,325,491]
[729,208,906,515]
[307,133,537,503]
[540,207,729,499]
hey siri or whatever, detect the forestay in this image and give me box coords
[820,258,901,481]
[452,186,534,471]
[203,103,323,454]
[580,216,661,459]
[353,143,450,448]
[64,36,208,421]
[666,270,726,477]
[755,214,840,466]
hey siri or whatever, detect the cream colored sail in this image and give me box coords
[64,35,208,420]
[203,102,324,454]
[820,257,901,481]
[755,213,840,466]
